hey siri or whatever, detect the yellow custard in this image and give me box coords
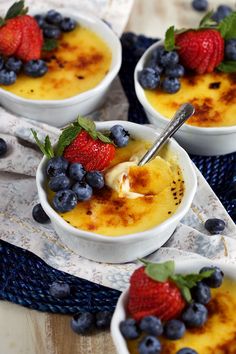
[2,26,112,100]
[145,72,236,127]
[127,278,236,354]
[50,140,184,236]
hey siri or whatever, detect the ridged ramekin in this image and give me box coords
[0,9,121,127]
[134,41,236,156]
[36,120,197,263]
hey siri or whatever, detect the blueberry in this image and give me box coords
[204,218,226,234]
[191,281,211,304]
[119,318,140,339]
[49,281,70,298]
[71,312,95,334]
[86,171,104,189]
[0,56,4,70]
[5,57,22,73]
[24,60,48,78]
[225,39,236,61]
[138,67,160,90]
[138,335,161,354]
[176,348,198,354]
[192,0,208,12]
[182,303,208,328]
[60,17,77,32]
[165,64,185,78]
[69,163,86,181]
[212,5,232,23]
[0,137,7,157]
[45,9,63,25]
[95,311,112,329]
[46,157,68,177]
[162,77,181,93]
[43,24,61,39]
[0,69,16,85]
[140,316,163,336]
[53,189,77,212]
[164,319,186,340]
[110,124,130,147]
[200,266,224,288]
[48,175,71,192]
[146,61,163,75]
[72,182,93,201]
[34,14,45,28]
[160,51,179,68]
[152,45,165,63]
[32,203,50,223]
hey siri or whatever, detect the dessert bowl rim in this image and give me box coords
[0,8,122,106]
[134,40,236,135]
[36,120,197,243]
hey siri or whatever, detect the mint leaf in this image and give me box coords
[164,26,175,51]
[145,260,175,282]
[0,17,5,26]
[199,11,216,28]
[42,38,58,51]
[56,125,81,156]
[96,131,113,144]
[218,11,236,39]
[217,61,236,73]
[78,116,96,132]
[31,129,54,159]
[181,286,192,303]
[5,0,27,19]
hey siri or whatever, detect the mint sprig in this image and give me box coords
[217,61,236,73]
[164,26,176,51]
[43,38,58,51]
[31,129,54,159]
[199,11,217,28]
[218,11,236,40]
[5,0,28,20]
[142,260,214,303]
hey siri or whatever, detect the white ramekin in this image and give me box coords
[111,259,235,354]
[134,41,236,156]
[0,9,121,127]
[36,120,197,263]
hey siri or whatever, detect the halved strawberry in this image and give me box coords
[0,18,22,56]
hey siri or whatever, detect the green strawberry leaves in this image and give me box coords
[142,260,215,303]
[56,124,82,157]
[217,61,236,73]
[218,11,236,40]
[42,38,58,51]
[5,0,28,20]
[31,129,54,159]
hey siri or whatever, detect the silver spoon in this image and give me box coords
[138,103,195,166]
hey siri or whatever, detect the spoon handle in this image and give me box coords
[138,103,195,167]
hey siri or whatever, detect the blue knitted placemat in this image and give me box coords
[0,32,235,315]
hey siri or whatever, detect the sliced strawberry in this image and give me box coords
[0,18,22,56]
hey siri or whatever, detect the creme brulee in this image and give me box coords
[2,26,112,100]
[127,278,236,353]
[50,139,184,236]
[145,72,236,128]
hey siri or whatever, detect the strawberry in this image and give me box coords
[176,29,224,74]
[0,18,22,56]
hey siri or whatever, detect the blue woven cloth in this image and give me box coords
[0,33,235,315]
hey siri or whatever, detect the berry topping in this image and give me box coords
[110,125,130,147]
[43,24,61,39]
[204,218,226,234]
[60,17,77,32]
[32,203,50,224]
[72,182,93,201]
[192,0,208,12]
[152,45,165,62]
[225,39,236,60]
[176,348,198,354]
[164,319,186,340]
[24,59,48,77]
[5,57,22,73]
[48,175,71,192]
[45,9,63,25]
[200,266,224,288]
[0,137,7,157]
[119,318,140,340]
[165,64,185,78]
[85,171,104,189]
[182,303,208,328]
[160,51,179,68]
[0,56,4,70]
[34,14,45,28]
[162,77,180,93]
[138,336,162,354]
[0,18,22,56]
[0,69,16,85]
[139,316,163,336]
[69,163,86,181]
[212,5,232,23]
[138,67,160,89]
[52,189,77,213]
[71,312,95,334]
[95,311,112,329]
[191,281,211,304]
[46,157,68,177]
[49,281,70,298]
